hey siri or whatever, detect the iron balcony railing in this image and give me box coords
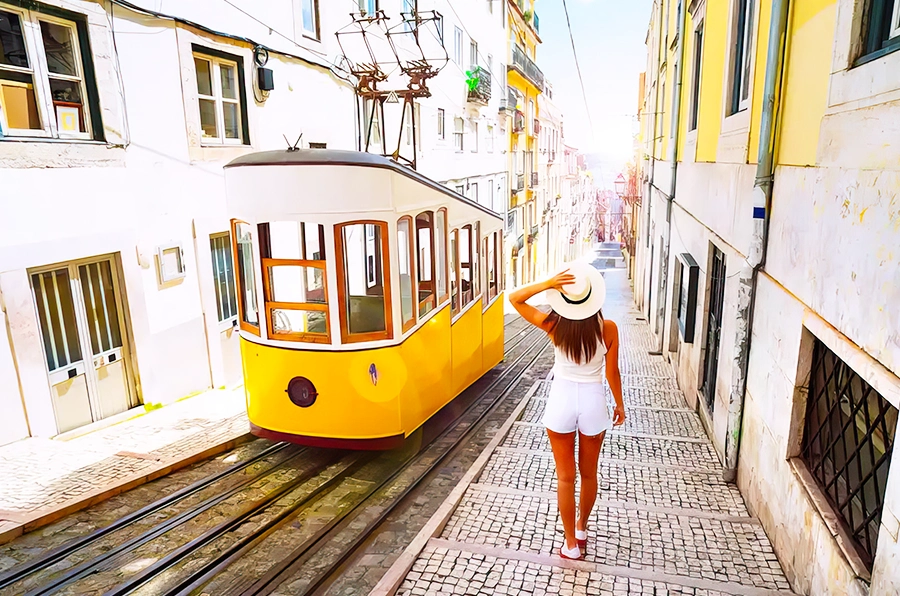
[509,45,544,90]
[466,65,492,105]
[513,110,525,133]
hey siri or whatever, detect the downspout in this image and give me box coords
[644,1,665,313]
[652,0,687,356]
[723,0,790,482]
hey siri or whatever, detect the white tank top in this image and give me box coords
[551,331,607,383]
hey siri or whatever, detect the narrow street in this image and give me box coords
[379,257,796,596]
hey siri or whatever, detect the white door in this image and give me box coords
[209,233,242,386]
[31,256,134,434]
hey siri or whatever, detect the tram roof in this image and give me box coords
[225,149,502,221]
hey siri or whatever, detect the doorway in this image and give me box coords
[701,246,726,413]
[30,255,136,434]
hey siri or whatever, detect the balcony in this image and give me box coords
[509,45,545,91]
[531,171,539,187]
[466,65,492,105]
[513,174,525,192]
[512,110,525,134]
[533,119,541,136]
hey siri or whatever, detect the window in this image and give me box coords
[487,232,498,301]
[435,208,449,302]
[309,142,327,149]
[801,339,898,569]
[728,0,754,115]
[364,99,382,146]
[193,50,247,144]
[689,24,703,132]
[460,225,473,307]
[358,0,378,15]
[471,182,479,204]
[473,221,481,299]
[471,121,478,152]
[0,6,100,139]
[416,212,436,318]
[405,102,413,146]
[487,124,494,152]
[398,217,415,331]
[231,221,260,335]
[488,0,493,14]
[336,222,392,342]
[301,0,319,39]
[862,0,900,60]
[453,117,464,151]
[259,221,328,343]
[455,184,465,195]
[437,107,445,139]
[210,233,238,323]
[470,40,478,67]
[450,229,459,316]
[454,26,463,65]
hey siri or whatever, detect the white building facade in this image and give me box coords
[537,80,563,275]
[0,0,506,447]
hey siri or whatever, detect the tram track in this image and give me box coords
[0,319,547,596]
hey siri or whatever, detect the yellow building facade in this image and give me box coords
[505,0,543,286]
[637,0,900,594]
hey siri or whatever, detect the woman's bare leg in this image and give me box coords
[577,431,606,532]
[547,429,577,550]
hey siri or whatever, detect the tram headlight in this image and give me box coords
[286,376,318,408]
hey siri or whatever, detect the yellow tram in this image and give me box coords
[223,150,505,449]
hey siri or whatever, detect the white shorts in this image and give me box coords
[542,377,613,436]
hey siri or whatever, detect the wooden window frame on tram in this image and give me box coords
[260,257,330,345]
[398,215,416,334]
[230,219,261,336]
[415,211,437,319]
[437,208,450,304]
[334,220,394,344]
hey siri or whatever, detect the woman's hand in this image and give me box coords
[546,269,576,291]
[612,403,626,426]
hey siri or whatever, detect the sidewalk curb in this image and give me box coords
[0,431,254,546]
[368,379,544,596]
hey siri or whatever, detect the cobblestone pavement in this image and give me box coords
[382,264,798,596]
[0,386,249,544]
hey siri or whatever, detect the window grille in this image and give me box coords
[801,339,898,569]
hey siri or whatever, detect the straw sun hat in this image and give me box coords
[544,261,607,321]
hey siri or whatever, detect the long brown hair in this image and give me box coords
[546,310,604,364]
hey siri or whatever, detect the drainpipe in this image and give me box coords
[652,0,687,357]
[644,1,665,314]
[723,0,791,482]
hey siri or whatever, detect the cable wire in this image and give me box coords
[560,0,595,144]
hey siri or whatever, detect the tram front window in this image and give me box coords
[258,221,329,342]
[338,222,391,341]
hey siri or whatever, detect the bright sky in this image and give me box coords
[536,0,652,180]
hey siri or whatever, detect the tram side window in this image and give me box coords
[337,222,392,342]
[435,208,448,303]
[398,217,415,332]
[459,225,473,307]
[473,221,481,299]
[488,232,498,300]
[416,212,436,318]
[258,221,328,342]
[450,229,459,316]
[232,221,260,335]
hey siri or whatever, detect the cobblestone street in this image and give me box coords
[377,268,798,596]
[0,387,249,545]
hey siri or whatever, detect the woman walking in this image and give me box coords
[509,262,626,561]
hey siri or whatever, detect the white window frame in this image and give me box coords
[470,39,478,67]
[453,116,464,152]
[470,121,478,153]
[0,5,92,140]
[437,107,445,139]
[454,27,463,65]
[727,0,755,116]
[892,0,900,40]
[193,52,244,145]
[300,0,319,40]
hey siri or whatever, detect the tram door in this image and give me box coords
[31,257,134,434]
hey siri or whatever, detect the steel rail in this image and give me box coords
[21,447,318,596]
[0,441,293,590]
[243,328,550,596]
